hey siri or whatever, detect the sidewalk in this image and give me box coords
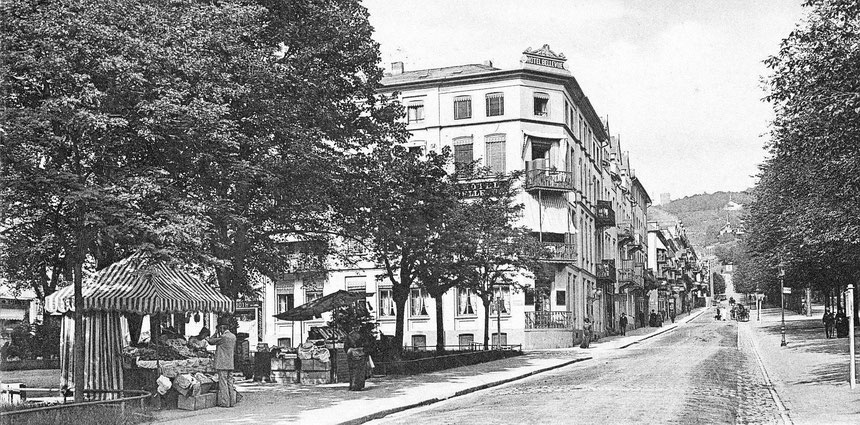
[154,310,705,425]
[743,304,860,424]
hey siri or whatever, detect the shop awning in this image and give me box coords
[44,254,234,315]
[274,290,371,321]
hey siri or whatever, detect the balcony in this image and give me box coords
[285,253,326,273]
[617,260,645,288]
[595,200,616,228]
[617,222,634,243]
[537,241,578,264]
[523,168,575,193]
[525,311,573,329]
[596,259,616,283]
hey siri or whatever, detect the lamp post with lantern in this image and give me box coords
[779,263,787,347]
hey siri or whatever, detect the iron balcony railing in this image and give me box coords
[597,259,616,283]
[618,260,645,287]
[525,311,573,329]
[595,200,616,228]
[523,169,575,192]
[535,241,577,264]
[617,222,634,241]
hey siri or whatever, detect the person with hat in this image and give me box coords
[208,318,238,407]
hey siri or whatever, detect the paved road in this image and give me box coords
[371,314,782,425]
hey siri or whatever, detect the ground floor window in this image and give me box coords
[379,287,396,317]
[277,337,292,348]
[491,333,508,346]
[410,287,429,317]
[457,287,478,316]
[458,333,474,348]
[490,286,511,315]
[411,335,427,350]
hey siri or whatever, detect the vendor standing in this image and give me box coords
[344,328,369,391]
[208,319,238,407]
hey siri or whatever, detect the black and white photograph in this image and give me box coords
[1,1,859,424]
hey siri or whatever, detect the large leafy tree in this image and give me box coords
[348,147,457,355]
[2,0,402,399]
[457,172,545,350]
[745,0,860,313]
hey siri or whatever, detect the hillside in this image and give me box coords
[648,191,751,259]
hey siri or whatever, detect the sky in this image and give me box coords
[363,0,807,202]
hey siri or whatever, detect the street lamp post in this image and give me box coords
[847,283,855,389]
[779,263,787,347]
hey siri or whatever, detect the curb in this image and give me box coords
[340,356,592,425]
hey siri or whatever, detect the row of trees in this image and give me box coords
[1,1,545,397]
[734,0,860,312]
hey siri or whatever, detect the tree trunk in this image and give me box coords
[433,293,445,352]
[393,287,408,356]
[482,298,491,350]
[73,260,85,403]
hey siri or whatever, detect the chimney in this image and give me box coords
[483,60,493,67]
[391,61,404,75]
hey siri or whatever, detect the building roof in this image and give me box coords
[381,64,500,86]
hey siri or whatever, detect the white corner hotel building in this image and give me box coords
[252,45,632,350]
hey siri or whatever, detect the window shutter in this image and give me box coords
[454,96,471,119]
[485,134,506,174]
[453,137,473,172]
[486,92,504,116]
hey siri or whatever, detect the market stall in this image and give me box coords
[43,253,234,404]
[272,290,369,384]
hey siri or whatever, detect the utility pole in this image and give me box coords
[780,264,787,347]
[848,283,855,389]
[496,297,502,350]
[708,259,713,305]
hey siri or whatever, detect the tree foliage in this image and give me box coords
[743,0,860,309]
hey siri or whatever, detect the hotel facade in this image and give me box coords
[249,46,653,350]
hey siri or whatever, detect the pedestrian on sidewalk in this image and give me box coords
[345,327,370,390]
[835,309,849,338]
[670,310,676,324]
[823,309,835,338]
[580,317,593,349]
[619,313,628,336]
[208,318,239,408]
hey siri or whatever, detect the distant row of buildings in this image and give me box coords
[231,45,711,349]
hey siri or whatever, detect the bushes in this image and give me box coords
[1,318,60,362]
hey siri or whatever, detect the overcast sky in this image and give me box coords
[364,0,806,202]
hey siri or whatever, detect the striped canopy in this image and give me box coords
[44,254,234,315]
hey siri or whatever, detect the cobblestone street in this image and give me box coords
[372,313,782,425]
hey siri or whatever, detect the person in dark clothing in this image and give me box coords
[344,328,369,390]
[649,310,657,327]
[619,313,628,336]
[823,309,835,338]
[835,310,849,338]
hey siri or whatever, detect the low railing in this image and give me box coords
[523,169,575,192]
[374,346,523,375]
[538,242,577,263]
[0,388,152,421]
[525,311,573,329]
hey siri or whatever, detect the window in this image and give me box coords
[407,102,424,123]
[457,287,478,316]
[408,142,424,156]
[491,333,508,346]
[346,276,371,313]
[490,286,511,315]
[486,92,504,116]
[564,99,570,126]
[411,335,427,350]
[277,337,292,348]
[534,92,549,117]
[524,288,535,305]
[556,290,566,306]
[458,334,475,348]
[453,136,474,175]
[485,134,506,174]
[379,287,396,317]
[305,290,322,305]
[410,288,429,317]
[277,293,294,314]
[454,95,472,119]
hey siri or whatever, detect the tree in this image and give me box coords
[457,171,545,350]
[712,272,726,296]
[349,147,458,355]
[744,0,860,314]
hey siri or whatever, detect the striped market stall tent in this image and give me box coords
[44,253,234,397]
